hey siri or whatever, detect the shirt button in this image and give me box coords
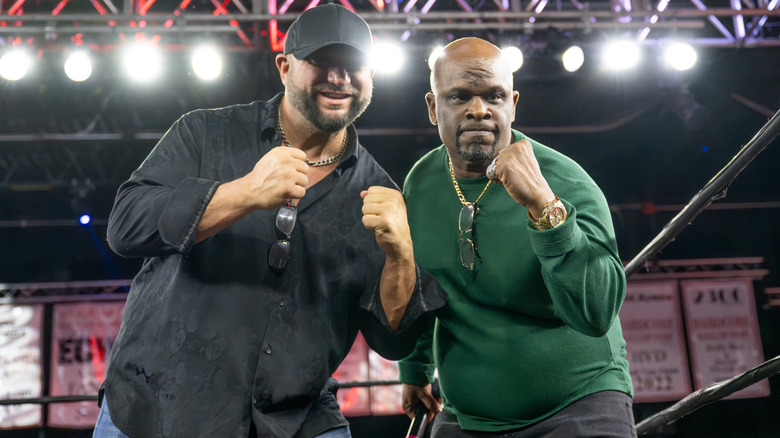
[279,300,285,307]
[265,347,272,354]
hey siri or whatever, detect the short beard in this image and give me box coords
[455,133,498,164]
[286,82,372,133]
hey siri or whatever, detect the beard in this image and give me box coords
[455,130,499,163]
[286,81,372,133]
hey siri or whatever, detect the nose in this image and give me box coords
[327,66,351,87]
[466,97,490,120]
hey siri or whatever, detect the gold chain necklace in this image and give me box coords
[448,156,492,207]
[276,104,348,167]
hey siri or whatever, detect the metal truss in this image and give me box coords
[627,256,770,280]
[0,0,777,49]
[0,279,130,302]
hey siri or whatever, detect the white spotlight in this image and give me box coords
[501,46,524,72]
[602,40,641,71]
[370,41,406,75]
[64,51,93,82]
[561,45,585,73]
[192,45,222,81]
[122,42,164,83]
[0,50,33,81]
[427,46,445,70]
[663,42,697,71]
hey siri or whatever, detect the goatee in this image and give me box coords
[287,83,371,133]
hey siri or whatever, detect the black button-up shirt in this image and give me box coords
[103,94,446,437]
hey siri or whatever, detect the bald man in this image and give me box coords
[397,37,636,437]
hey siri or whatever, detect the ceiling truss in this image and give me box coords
[0,0,777,48]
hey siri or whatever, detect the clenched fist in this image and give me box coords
[487,139,555,219]
[238,146,309,210]
[360,186,413,261]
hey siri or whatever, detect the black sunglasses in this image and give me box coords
[458,203,482,270]
[268,204,297,272]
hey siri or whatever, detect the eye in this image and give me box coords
[449,92,469,103]
[487,92,504,102]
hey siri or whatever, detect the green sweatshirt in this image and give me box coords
[398,130,633,432]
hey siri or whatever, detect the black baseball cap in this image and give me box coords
[283,4,373,60]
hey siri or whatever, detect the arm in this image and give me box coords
[194,147,309,242]
[108,112,309,257]
[398,325,440,419]
[360,186,416,332]
[491,139,626,336]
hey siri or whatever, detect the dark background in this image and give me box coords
[2,12,780,438]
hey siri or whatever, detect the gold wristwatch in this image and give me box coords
[528,195,567,231]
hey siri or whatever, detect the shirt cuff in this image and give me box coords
[528,199,580,257]
[158,177,221,255]
[359,264,447,333]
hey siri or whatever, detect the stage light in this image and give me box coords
[64,51,93,82]
[601,40,641,71]
[0,49,33,81]
[79,214,92,225]
[663,42,697,71]
[122,42,164,83]
[501,46,524,72]
[192,45,222,81]
[561,45,585,72]
[370,41,405,75]
[427,46,445,70]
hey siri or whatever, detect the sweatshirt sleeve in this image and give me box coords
[528,185,627,338]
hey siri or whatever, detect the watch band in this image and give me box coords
[528,195,568,231]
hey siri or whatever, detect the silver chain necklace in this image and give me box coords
[276,104,348,167]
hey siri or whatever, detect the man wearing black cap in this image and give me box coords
[92,4,446,438]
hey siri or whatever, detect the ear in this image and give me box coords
[425,92,438,125]
[511,90,519,121]
[276,54,290,84]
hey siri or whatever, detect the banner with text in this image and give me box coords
[620,281,692,402]
[48,301,125,428]
[681,278,769,399]
[0,304,43,429]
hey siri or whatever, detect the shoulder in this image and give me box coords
[352,142,398,189]
[404,146,447,189]
[179,100,270,125]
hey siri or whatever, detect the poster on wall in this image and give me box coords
[48,301,125,428]
[620,281,692,402]
[681,278,769,399]
[368,350,403,415]
[0,303,44,429]
[332,333,370,417]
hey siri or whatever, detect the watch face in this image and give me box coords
[548,206,565,227]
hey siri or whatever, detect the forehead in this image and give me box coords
[435,57,512,91]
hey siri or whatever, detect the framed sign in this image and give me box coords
[48,301,125,428]
[620,281,692,402]
[333,333,371,417]
[681,278,769,399]
[0,304,44,429]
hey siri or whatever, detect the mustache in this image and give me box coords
[313,84,359,96]
[457,124,498,135]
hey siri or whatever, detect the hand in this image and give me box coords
[238,146,309,210]
[488,139,556,219]
[360,186,413,261]
[402,383,441,420]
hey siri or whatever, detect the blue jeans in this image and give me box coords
[93,395,351,438]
